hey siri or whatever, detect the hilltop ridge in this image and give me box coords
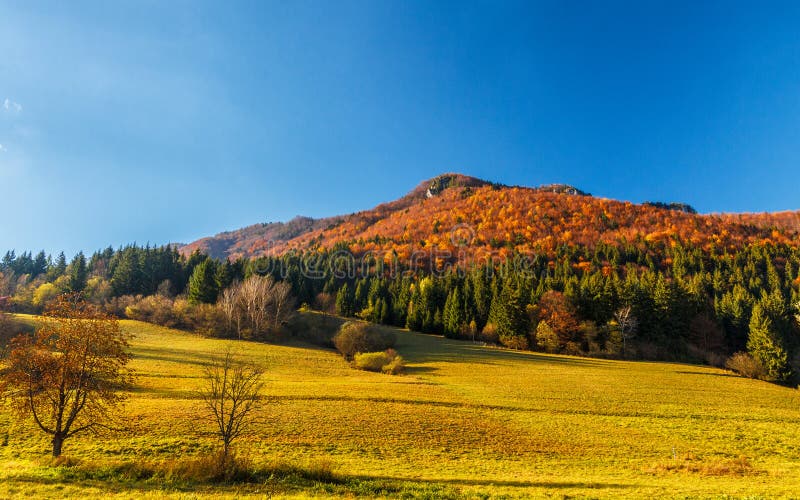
[180,173,800,260]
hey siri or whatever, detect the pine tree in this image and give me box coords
[747,303,791,382]
[32,251,48,278]
[335,283,354,317]
[68,252,88,292]
[443,287,464,338]
[188,260,219,305]
[110,249,142,296]
[488,279,529,347]
[48,252,68,281]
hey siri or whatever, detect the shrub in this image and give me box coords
[381,353,405,375]
[500,334,529,350]
[103,295,141,317]
[479,323,499,344]
[725,352,767,380]
[352,349,405,375]
[333,322,396,359]
[161,451,255,483]
[186,303,227,337]
[563,341,583,356]
[287,312,345,347]
[535,321,559,353]
[125,295,180,327]
[353,351,391,372]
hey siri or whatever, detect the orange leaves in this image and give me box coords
[186,181,800,263]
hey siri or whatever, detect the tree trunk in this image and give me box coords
[52,434,64,457]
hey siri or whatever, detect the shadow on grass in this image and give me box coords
[131,347,220,367]
[674,370,737,378]
[366,475,632,489]
[397,332,616,368]
[8,463,632,498]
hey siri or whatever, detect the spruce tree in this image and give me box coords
[443,287,464,338]
[48,252,68,281]
[335,283,354,317]
[747,303,791,382]
[187,260,219,305]
[488,279,529,346]
[68,252,88,292]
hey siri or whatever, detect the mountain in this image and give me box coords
[180,174,800,261]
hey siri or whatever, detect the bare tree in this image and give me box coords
[199,351,263,458]
[218,283,243,339]
[238,276,271,334]
[233,275,296,337]
[268,280,296,330]
[614,305,638,359]
[0,294,133,456]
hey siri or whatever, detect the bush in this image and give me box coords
[725,352,767,380]
[287,312,346,347]
[500,334,529,350]
[381,353,405,375]
[185,303,227,337]
[333,322,396,359]
[352,349,405,375]
[103,295,141,317]
[535,321,559,353]
[353,351,391,372]
[125,295,180,327]
[563,341,583,356]
[479,323,499,344]
[162,451,255,483]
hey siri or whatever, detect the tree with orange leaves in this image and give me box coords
[0,293,133,456]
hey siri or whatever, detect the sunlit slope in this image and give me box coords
[2,316,799,498]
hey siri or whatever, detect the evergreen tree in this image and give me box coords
[747,303,791,382]
[68,252,88,292]
[443,287,464,338]
[48,252,68,281]
[110,248,142,296]
[187,259,219,304]
[32,251,48,278]
[335,283,354,317]
[488,279,529,346]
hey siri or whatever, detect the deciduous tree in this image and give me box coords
[0,294,132,456]
[199,351,263,458]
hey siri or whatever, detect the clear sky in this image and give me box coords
[2,1,800,256]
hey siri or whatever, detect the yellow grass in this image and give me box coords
[1,312,799,498]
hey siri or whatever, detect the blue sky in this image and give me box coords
[2,1,800,256]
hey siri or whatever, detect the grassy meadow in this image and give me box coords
[1,312,799,498]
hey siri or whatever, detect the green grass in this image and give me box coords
[2,312,799,498]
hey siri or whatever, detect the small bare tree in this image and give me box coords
[199,351,263,458]
[614,305,638,359]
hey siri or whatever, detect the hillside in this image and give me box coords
[2,314,798,498]
[181,174,800,262]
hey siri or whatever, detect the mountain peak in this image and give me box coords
[405,173,493,199]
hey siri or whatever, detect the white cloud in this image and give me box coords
[0,144,6,152]
[3,98,22,113]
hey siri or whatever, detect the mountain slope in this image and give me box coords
[180,174,800,261]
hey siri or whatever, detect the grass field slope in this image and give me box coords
[2,314,799,498]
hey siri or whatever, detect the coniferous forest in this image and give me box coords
[3,206,800,383]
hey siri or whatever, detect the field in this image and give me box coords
[1,313,799,499]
